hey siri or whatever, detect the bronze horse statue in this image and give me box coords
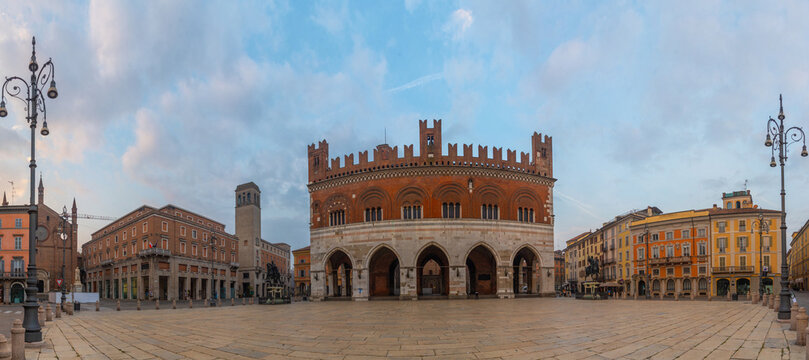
[585,256,600,281]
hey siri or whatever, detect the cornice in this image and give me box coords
[307,165,556,193]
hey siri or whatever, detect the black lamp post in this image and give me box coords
[209,235,217,307]
[752,212,770,297]
[0,37,59,343]
[59,206,69,306]
[764,94,808,320]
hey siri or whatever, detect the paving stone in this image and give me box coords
[21,297,799,358]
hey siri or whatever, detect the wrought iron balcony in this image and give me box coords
[139,248,171,257]
[0,271,26,279]
[712,266,754,274]
[100,259,114,267]
[696,255,709,263]
[229,262,240,268]
[649,258,666,265]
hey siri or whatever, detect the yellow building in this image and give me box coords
[788,219,809,290]
[709,190,781,297]
[601,208,661,295]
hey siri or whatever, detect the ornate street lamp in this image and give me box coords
[752,212,770,297]
[0,37,59,343]
[764,94,807,320]
[59,206,69,307]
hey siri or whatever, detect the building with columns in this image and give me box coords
[307,120,555,301]
[83,205,240,301]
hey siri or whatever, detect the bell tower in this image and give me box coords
[235,182,261,270]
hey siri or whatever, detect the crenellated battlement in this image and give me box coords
[307,120,553,183]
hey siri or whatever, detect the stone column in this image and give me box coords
[398,267,416,300]
[184,277,190,300]
[353,267,368,301]
[137,274,144,300]
[501,266,515,299]
[448,266,467,299]
[170,261,178,301]
[196,277,202,300]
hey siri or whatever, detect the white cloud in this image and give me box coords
[444,9,474,41]
[404,0,422,13]
[386,72,443,93]
[312,1,349,35]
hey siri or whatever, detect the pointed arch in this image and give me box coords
[463,241,502,266]
[511,244,542,295]
[465,243,499,296]
[415,243,451,296]
[366,244,401,297]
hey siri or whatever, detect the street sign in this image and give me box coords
[56,279,62,287]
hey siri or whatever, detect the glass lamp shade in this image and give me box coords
[40,121,49,136]
[0,101,7,117]
[802,145,808,157]
[765,134,773,147]
[770,157,777,167]
[47,80,58,99]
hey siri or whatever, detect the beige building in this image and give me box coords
[234,182,291,297]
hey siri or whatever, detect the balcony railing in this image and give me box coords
[649,258,666,265]
[712,266,754,274]
[0,271,26,279]
[229,262,240,268]
[139,248,171,257]
[100,259,114,267]
[696,255,709,263]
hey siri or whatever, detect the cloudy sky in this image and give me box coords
[1,1,809,252]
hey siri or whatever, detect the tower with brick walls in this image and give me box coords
[532,132,553,178]
[308,140,329,183]
[419,119,442,161]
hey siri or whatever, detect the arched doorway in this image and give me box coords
[638,280,646,296]
[763,277,774,294]
[513,247,539,295]
[325,249,353,298]
[368,246,400,297]
[466,245,497,296]
[10,283,24,304]
[736,278,750,295]
[417,245,449,297]
[716,278,730,296]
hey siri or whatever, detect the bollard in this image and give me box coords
[242,298,246,305]
[752,293,758,304]
[116,300,121,311]
[38,306,45,326]
[231,298,235,306]
[137,300,141,311]
[68,302,74,315]
[675,292,679,301]
[250,297,254,305]
[55,303,61,319]
[774,295,781,312]
[633,292,637,300]
[691,292,695,301]
[189,299,193,309]
[45,303,52,322]
[155,299,160,310]
[0,334,10,360]
[769,294,775,309]
[10,320,23,360]
[206,298,211,307]
[172,299,176,309]
[763,294,769,307]
[95,300,100,311]
[792,302,799,331]
[796,307,808,346]
[217,298,221,307]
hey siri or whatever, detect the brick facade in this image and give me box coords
[307,120,555,300]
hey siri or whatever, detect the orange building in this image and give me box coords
[630,210,711,299]
[0,203,30,303]
[293,246,310,296]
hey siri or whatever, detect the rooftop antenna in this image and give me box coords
[744,179,748,191]
[7,181,13,204]
[384,127,387,145]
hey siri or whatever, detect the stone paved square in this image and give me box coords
[30,298,801,359]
